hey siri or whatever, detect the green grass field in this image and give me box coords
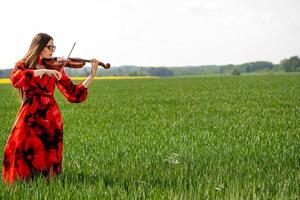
[0,74,299,199]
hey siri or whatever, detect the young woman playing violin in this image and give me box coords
[2,33,106,184]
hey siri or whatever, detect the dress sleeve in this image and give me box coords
[56,70,88,103]
[10,61,36,89]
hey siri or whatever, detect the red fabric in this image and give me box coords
[2,60,88,184]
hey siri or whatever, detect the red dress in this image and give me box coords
[2,59,88,184]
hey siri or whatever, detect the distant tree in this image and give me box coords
[239,61,273,73]
[128,71,138,76]
[231,67,241,75]
[83,68,90,76]
[273,64,282,72]
[280,56,300,72]
[146,67,173,77]
[220,64,234,74]
[0,69,12,78]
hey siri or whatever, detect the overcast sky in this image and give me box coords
[0,0,299,69]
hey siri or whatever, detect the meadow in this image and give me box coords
[0,74,299,199]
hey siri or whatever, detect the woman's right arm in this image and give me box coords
[34,69,62,80]
[33,69,46,77]
[11,61,61,88]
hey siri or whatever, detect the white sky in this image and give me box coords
[0,0,299,69]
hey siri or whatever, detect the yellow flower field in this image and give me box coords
[0,79,10,84]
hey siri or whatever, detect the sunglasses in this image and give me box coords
[46,45,56,51]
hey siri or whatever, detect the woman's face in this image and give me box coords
[40,39,55,59]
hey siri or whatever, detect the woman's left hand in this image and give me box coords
[90,58,99,77]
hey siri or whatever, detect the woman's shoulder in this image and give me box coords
[14,59,26,68]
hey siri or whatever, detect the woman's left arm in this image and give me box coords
[56,59,99,103]
[82,59,99,88]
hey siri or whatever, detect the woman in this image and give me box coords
[2,33,99,184]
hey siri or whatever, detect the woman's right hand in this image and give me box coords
[43,69,62,80]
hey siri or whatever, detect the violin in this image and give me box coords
[42,57,111,70]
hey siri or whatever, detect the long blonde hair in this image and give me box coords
[23,33,53,69]
[17,33,53,100]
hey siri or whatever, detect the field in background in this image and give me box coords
[0,74,299,199]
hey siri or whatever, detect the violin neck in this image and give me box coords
[69,58,90,62]
[79,59,91,62]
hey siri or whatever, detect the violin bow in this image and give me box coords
[61,42,76,69]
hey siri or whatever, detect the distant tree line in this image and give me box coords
[0,56,299,78]
[0,69,11,78]
[280,56,300,72]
